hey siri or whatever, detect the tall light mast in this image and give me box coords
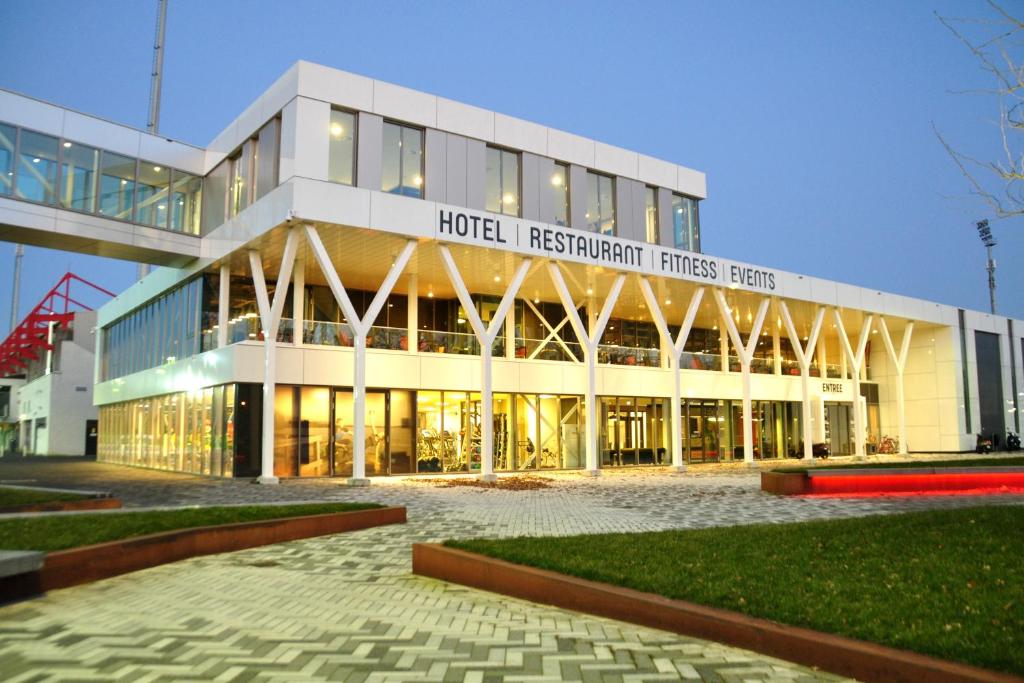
[9,244,23,334]
[976,219,997,314]
[138,0,168,281]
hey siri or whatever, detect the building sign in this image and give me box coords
[822,382,844,393]
[436,206,779,293]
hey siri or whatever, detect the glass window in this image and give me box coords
[0,123,14,196]
[254,118,279,200]
[98,151,136,219]
[59,141,99,212]
[485,146,519,216]
[170,170,202,234]
[672,193,700,252]
[328,109,356,185]
[135,161,171,228]
[229,142,253,216]
[202,159,229,232]
[644,186,658,243]
[381,122,423,198]
[585,171,615,235]
[16,130,59,204]
[551,162,569,226]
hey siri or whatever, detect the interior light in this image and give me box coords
[120,179,127,185]
[493,275,501,282]
[157,204,165,210]
[330,123,344,137]
[457,318,466,325]
[32,158,40,164]
[153,166,162,172]
[872,329,878,334]
[533,297,539,304]
[413,175,423,187]
[63,142,72,148]
[551,174,562,186]
[502,192,515,205]
[586,288,593,295]
[427,291,434,298]
[665,300,672,305]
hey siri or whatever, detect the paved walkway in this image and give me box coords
[1,459,1022,682]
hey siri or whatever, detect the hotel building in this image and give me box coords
[0,61,1020,483]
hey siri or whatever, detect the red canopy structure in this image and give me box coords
[0,273,115,378]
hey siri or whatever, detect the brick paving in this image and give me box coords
[0,456,1022,681]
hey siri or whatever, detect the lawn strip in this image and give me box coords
[0,486,89,507]
[0,502,381,552]
[447,506,1024,675]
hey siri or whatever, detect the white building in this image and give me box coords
[0,61,1020,481]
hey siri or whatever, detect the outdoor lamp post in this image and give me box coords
[976,219,997,314]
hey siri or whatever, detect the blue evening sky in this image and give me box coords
[0,0,1021,327]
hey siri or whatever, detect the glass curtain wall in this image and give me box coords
[16,130,59,204]
[680,398,802,462]
[98,151,136,220]
[60,142,99,212]
[644,186,658,243]
[672,193,700,252]
[599,396,670,467]
[135,161,171,228]
[0,123,14,196]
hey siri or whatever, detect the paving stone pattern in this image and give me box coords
[1,458,1022,682]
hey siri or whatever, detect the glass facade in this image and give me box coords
[586,171,615,235]
[328,109,356,185]
[135,161,171,228]
[552,162,569,226]
[600,396,671,466]
[101,276,209,380]
[681,398,804,462]
[672,193,700,252]
[644,186,658,243]
[98,151,136,220]
[98,384,253,477]
[201,117,280,233]
[382,122,423,198]
[485,146,519,216]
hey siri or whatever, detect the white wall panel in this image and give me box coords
[372,81,437,128]
[547,128,595,167]
[493,113,547,156]
[437,97,494,141]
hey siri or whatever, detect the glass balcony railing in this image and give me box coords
[680,351,722,371]
[598,345,661,368]
[514,337,582,362]
[416,329,503,356]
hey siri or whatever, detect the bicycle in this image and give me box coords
[877,435,899,454]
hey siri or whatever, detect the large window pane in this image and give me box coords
[201,159,229,232]
[136,161,171,228]
[0,123,14,196]
[230,142,253,216]
[254,118,279,200]
[59,142,99,212]
[644,186,658,243]
[16,130,59,204]
[170,170,202,234]
[672,193,699,251]
[98,151,136,219]
[551,162,568,226]
[400,125,423,198]
[485,147,519,216]
[328,110,356,185]
[382,122,423,198]
[585,171,615,235]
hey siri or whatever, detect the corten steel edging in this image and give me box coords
[412,543,1022,683]
[1,506,405,602]
[0,497,123,514]
[760,471,808,494]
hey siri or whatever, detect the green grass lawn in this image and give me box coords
[0,502,381,552]
[775,456,1024,473]
[0,485,89,507]
[448,506,1024,675]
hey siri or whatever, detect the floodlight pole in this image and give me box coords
[138,0,168,282]
[986,243,996,315]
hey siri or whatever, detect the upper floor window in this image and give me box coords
[60,142,99,213]
[485,146,519,216]
[644,186,658,244]
[551,162,569,226]
[672,193,700,252]
[16,130,59,205]
[382,121,423,198]
[328,109,356,185]
[586,171,615,235]
[98,151,136,220]
[0,123,14,197]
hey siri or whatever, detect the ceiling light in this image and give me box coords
[533,297,539,304]
[502,193,515,205]
[493,275,501,282]
[550,174,562,186]
[32,158,40,164]
[427,291,434,298]
[665,300,672,305]
[586,288,593,295]
[413,175,423,187]
[157,204,165,210]
[330,123,344,137]
[153,166,162,172]
[62,142,72,148]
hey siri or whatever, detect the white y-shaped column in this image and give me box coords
[638,280,704,472]
[548,264,625,476]
[438,246,532,480]
[304,225,416,485]
[249,227,300,484]
[714,290,770,465]
[834,310,873,458]
[878,317,914,454]
[779,302,826,460]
